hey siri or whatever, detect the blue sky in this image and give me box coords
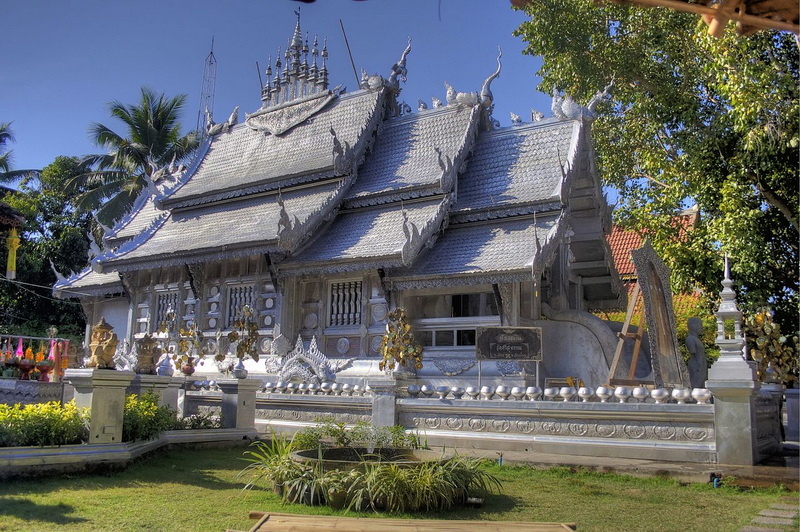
[2,0,554,172]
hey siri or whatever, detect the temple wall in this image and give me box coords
[181,389,718,463]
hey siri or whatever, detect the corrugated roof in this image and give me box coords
[454,119,578,215]
[345,105,478,202]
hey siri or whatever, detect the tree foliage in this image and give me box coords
[67,87,199,226]
[514,2,798,330]
[0,156,92,338]
[0,122,39,183]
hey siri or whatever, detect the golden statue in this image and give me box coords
[87,318,118,369]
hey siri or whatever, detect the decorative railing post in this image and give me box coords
[217,379,262,429]
[705,258,760,465]
[369,378,399,427]
[64,369,135,444]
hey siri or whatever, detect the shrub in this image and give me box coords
[122,392,175,442]
[0,401,88,447]
[172,412,221,430]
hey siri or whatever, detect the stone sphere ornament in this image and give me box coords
[406,384,421,398]
[672,387,691,404]
[308,383,319,395]
[577,386,595,402]
[331,383,343,395]
[275,381,287,394]
[632,386,650,403]
[352,384,362,396]
[525,386,542,401]
[614,386,632,403]
[595,386,613,403]
[650,388,670,404]
[450,386,465,399]
[264,382,276,393]
[435,385,450,400]
[286,382,298,394]
[495,385,511,400]
[691,388,712,404]
[559,386,577,402]
[420,384,435,397]
[298,383,309,394]
[341,383,352,396]
[480,386,495,400]
[465,386,480,400]
[320,382,332,395]
[510,387,526,401]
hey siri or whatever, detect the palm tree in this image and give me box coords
[0,122,40,183]
[68,87,199,226]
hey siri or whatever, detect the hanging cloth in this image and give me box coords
[6,227,20,280]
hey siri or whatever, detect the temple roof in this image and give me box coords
[94,180,344,272]
[278,197,448,276]
[160,89,385,209]
[386,213,562,289]
[453,119,578,220]
[53,266,122,297]
[344,105,479,206]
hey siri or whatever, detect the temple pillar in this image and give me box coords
[64,368,135,444]
[217,379,262,429]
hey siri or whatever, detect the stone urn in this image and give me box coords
[180,356,197,376]
[232,358,248,379]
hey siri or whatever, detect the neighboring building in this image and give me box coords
[56,18,625,386]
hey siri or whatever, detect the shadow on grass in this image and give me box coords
[0,497,89,525]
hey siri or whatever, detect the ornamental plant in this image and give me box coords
[378,308,423,372]
[122,391,175,442]
[745,308,798,386]
[224,305,260,362]
[0,401,88,447]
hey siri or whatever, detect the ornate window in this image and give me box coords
[226,284,256,328]
[329,281,362,326]
[154,291,179,329]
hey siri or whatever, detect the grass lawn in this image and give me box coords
[0,446,794,532]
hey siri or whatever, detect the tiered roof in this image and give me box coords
[56,17,622,310]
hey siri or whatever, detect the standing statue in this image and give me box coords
[87,318,118,369]
[134,334,160,374]
[685,317,707,388]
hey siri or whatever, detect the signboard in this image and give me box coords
[475,327,543,361]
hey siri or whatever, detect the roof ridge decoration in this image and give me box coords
[360,38,412,118]
[245,13,341,137]
[400,196,451,266]
[478,47,502,131]
[331,125,354,175]
[551,79,614,122]
[91,209,171,273]
[435,146,454,192]
[444,82,479,107]
[206,106,239,136]
[400,207,421,266]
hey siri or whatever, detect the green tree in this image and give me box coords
[68,87,199,226]
[0,122,40,182]
[514,2,798,329]
[0,156,92,338]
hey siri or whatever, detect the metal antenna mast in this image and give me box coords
[196,38,217,140]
